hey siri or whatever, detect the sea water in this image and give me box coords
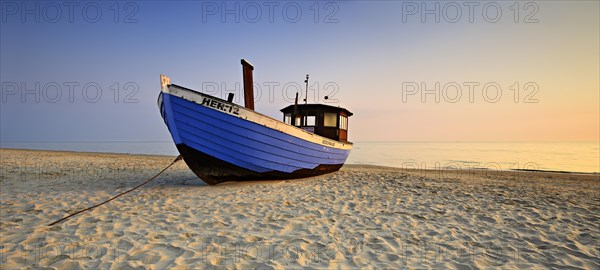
[346,141,599,173]
[1,141,598,173]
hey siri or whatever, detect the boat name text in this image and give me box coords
[202,97,240,115]
[322,140,335,147]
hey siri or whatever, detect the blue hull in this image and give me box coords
[159,85,351,185]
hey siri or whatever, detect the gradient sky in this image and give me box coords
[1,1,598,142]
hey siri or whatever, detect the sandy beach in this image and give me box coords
[0,148,598,269]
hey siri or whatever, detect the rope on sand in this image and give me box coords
[47,155,183,226]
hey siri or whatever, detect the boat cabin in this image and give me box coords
[280,104,353,142]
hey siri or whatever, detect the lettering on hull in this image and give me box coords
[322,140,335,147]
[201,97,240,115]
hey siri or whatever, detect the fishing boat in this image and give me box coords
[158,59,353,185]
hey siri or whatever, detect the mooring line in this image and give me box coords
[47,155,183,226]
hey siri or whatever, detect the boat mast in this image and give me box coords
[304,74,309,105]
[304,74,309,126]
[293,92,299,126]
[241,59,255,110]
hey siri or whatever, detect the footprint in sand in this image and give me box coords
[140,251,162,264]
[477,215,497,223]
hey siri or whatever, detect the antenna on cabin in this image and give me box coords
[304,74,309,104]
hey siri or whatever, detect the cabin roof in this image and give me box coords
[280,104,353,116]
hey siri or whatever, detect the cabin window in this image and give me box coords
[306,116,316,126]
[340,115,348,130]
[324,113,337,127]
[284,114,292,124]
[295,116,302,126]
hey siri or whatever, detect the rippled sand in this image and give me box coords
[1,148,598,269]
